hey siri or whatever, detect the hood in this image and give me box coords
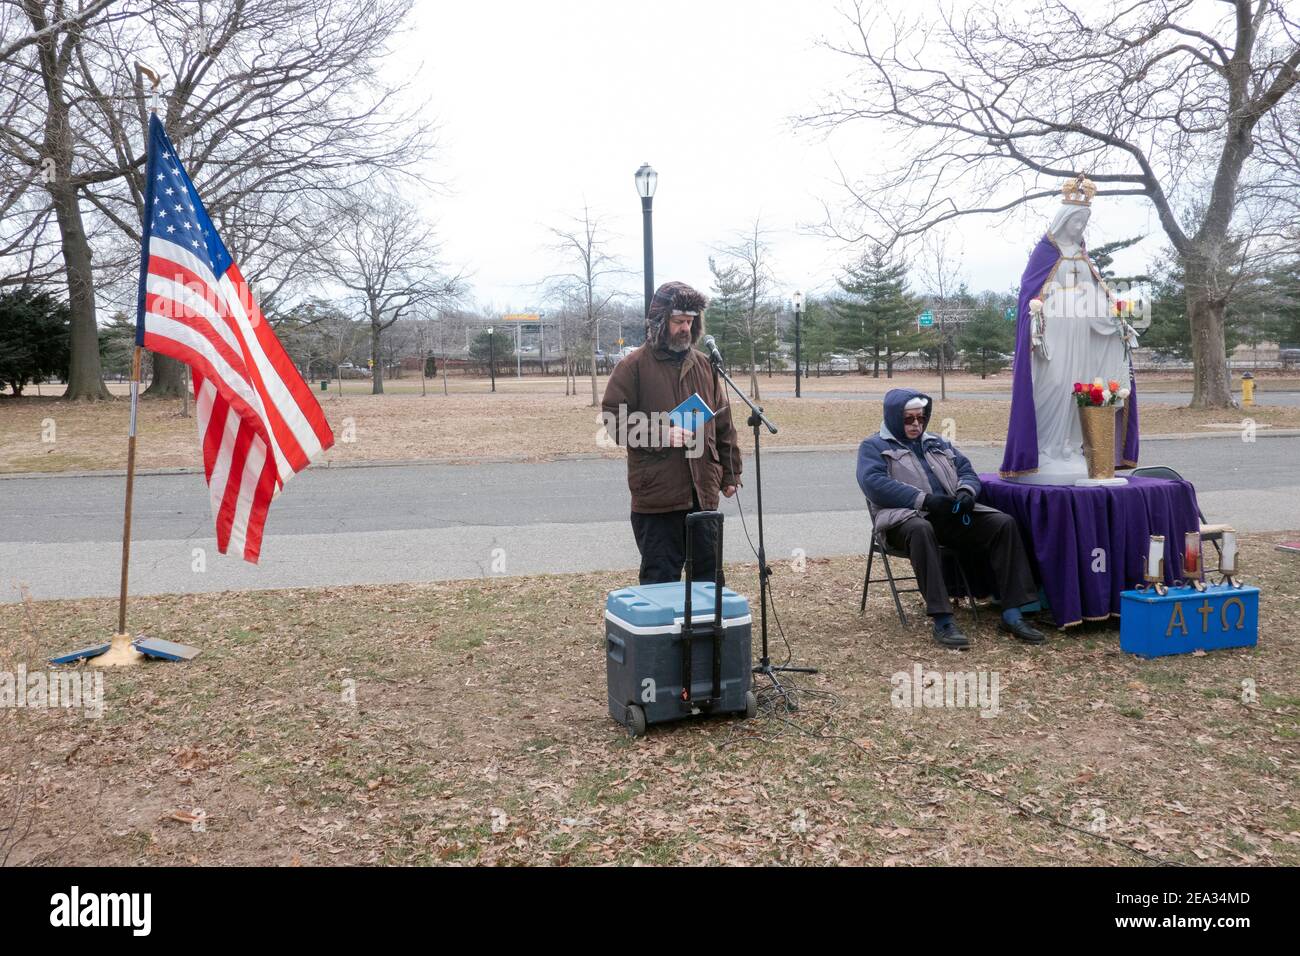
[646,280,706,350]
[880,387,933,442]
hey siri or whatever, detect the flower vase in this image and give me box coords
[1078,404,1118,480]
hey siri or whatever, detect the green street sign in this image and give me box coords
[918,310,934,328]
[1005,306,1016,320]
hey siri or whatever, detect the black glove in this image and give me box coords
[922,494,957,515]
[954,488,976,516]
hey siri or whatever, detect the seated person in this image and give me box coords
[856,388,1046,649]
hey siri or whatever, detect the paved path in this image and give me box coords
[2,435,1297,602]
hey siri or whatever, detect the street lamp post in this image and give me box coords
[634,163,657,317]
[792,290,803,399]
[487,325,496,393]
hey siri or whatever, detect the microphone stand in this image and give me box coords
[707,350,817,708]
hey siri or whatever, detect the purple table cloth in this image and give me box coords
[977,475,1202,628]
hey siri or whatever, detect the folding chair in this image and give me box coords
[860,524,979,627]
[1130,465,1224,562]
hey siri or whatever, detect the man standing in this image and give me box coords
[857,388,1046,649]
[602,281,743,584]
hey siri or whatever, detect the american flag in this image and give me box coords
[135,114,333,563]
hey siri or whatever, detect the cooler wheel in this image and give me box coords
[626,704,647,738]
[744,691,757,719]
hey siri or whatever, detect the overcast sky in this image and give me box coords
[392,0,1166,313]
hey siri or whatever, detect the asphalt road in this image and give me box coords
[2,435,1297,602]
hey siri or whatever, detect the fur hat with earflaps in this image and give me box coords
[646,280,707,350]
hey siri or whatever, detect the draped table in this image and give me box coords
[976,475,1202,628]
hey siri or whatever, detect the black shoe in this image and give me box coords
[933,621,971,649]
[999,617,1046,644]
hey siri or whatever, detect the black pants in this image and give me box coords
[631,498,720,585]
[885,510,1036,617]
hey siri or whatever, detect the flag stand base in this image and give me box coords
[94,633,144,668]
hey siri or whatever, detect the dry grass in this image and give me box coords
[3,374,1298,474]
[1,533,1296,866]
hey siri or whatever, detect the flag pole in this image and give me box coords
[100,344,145,665]
[100,64,161,667]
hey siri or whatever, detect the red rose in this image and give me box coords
[1073,382,1084,393]
[1090,386,1104,405]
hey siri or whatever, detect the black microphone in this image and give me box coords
[701,335,724,367]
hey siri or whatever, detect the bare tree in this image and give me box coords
[804,0,1300,408]
[315,309,362,398]
[317,189,460,395]
[410,312,436,397]
[918,231,966,400]
[1,0,435,398]
[0,0,114,64]
[1,0,139,398]
[716,219,778,400]
[544,292,585,396]
[545,205,626,406]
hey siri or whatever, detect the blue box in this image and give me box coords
[605,582,754,735]
[1119,583,1259,659]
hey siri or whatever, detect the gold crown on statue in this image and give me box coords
[1061,173,1097,206]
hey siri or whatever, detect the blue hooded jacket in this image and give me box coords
[856,388,981,513]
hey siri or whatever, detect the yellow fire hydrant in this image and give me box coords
[1241,372,1255,407]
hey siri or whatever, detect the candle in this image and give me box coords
[1220,531,1237,574]
[1184,532,1200,576]
[1147,535,1165,580]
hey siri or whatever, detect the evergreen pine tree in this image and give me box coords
[956,305,1015,379]
[832,246,923,378]
[706,256,749,369]
[0,288,71,396]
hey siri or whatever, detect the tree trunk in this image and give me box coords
[50,183,109,400]
[590,344,598,407]
[749,343,760,400]
[1187,289,1235,409]
[371,315,384,395]
[144,354,186,397]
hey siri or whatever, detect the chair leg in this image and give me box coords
[954,561,978,627]
[879,548,909,627]
[861,544,875,613]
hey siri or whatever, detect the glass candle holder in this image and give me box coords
[1220,530,1238,576]
[1145,535,1165,582]
[1184,531,1201,576]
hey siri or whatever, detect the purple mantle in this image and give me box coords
[1000,235,1141,477]
[978,475,1202,628]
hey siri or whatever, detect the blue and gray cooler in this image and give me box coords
[604,512,757,736]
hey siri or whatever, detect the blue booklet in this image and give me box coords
[668,392,715,431]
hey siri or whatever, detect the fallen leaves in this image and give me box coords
[3,538,1298,866]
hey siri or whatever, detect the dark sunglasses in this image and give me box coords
[902,413,926,425]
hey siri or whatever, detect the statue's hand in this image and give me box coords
[1031,309,1050,359]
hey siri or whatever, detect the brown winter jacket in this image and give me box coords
[601,345,743,514]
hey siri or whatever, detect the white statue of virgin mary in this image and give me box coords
[1000,175,1141,483]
